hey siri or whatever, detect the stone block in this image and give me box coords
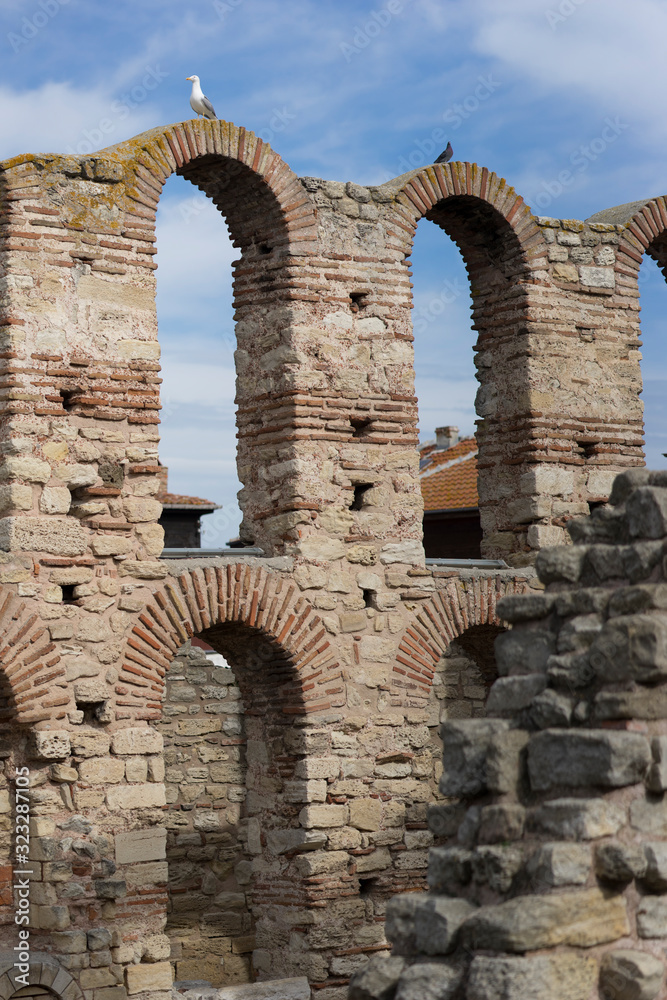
[528,798,626,840]
[589,614,667,683]
[111,728,164,754]
[30,730,70,760]
[486,730,530,795]
[494,628,555,676]
[439,719,509,797]
[529,689,573,728]
[0,515,87,555]
[299,804,348,828]
[641,843,667,891]
[349,798,382,831]
[80,968,117,989]
[293,850,349,876]
[600,950,664,1000]
[88,928,112,950]
[39,486,71,515]
[125,961,172,994]
[647,735,667,791]
[115,827,167,864]
[414,897,476,955]
[528,729,650,790]
[527,843,590,888]
[427,847,472,892]
[106,784,166,810]
[467,954,597,1000]
[395,962,461,1000]
[595,842,647,883]
[477,804,525,844]
[630,797,667,835]
[125,861,168,887]
[78,757,125,784]
[349,956,406,1000]
[385,892,427,954]
[462,889,628,952]
[379,541,424,565]
[627,486,667,539]
[637,897,667,937]
[486,675,546,715]
[472,845,523,893]
[294,757,341,780]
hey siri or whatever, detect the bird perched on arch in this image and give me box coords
[434,142,453,164]
[186,75,218,120]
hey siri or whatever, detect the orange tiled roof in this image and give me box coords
[419,437,479,511]
[157,492,220,508]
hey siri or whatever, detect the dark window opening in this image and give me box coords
[59,389,80,411]
[258,243,272,255]
[588,500,607,512]
[358,876,378,896]
[350,484,373,511]
[61,585,77,604]
[350,416,373,438]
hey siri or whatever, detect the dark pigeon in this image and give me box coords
[435,142,453,164]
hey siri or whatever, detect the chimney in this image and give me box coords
[435,426,459,450]
[157,462,169,494]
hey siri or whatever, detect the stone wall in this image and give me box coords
[350,470,667,1000]
[0,117,662,999]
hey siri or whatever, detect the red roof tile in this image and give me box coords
[419,437,479,511]
[157,492,220,508]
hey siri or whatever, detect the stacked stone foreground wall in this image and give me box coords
[0,116,663,1000]
[350,470,667,1000]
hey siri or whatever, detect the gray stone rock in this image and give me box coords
[385,892,428,954]
[630,796,667,835]
[642,843,667,891]
[414,897,477,955]
[546,651,595,689]
[624,541,665,583]
[496,594,554,623]
[528,798,626,840]
[557,613,603,653]
[467,954,597,1000]
[535,546,586,584]
[395,961,461,1000]
[527,729,650,791]
[647,735,667,790]
[457,807,481,847]
[589,614,667,683]
[472,845,524,893]
[494,628,555,677]
[427,847,472,892]
[609,469,652,506]
[595,687,667,722]
[439,720,510,797]
[206,981,311,1000]
[477,804,525,844]
[608,583,667,617]
[461,888,629,952]
[486,675,546,716]
[627,486,667,539]
[553,587,610,617]
[637,897,667,938]
[427,804,466,838]
[528,689,573,728]
[349,956,407,1000]
[600,949,664,1000]
[486,729,530,794]
[595,842,647,883]
[527,843,590,889]
[583,543,626,580]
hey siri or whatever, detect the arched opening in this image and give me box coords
[154,175,238,549]
[639,247,667,471]
[393,168,536,563]
[412,219,480,559]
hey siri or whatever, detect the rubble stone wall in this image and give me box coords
[350,470,667,1000]
[0,118,661,999]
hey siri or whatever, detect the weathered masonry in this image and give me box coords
[0,117,661,999]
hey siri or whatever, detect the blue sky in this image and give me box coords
[2,0,666,543]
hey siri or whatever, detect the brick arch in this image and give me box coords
[0,591,63,726]
[392,575,531,703]
[0,952,83,1000]
[107,119,318,252]
[617,196,667,276]
[119,563,340,720]
[390,161,545,274]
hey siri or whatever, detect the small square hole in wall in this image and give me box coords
[59,389,79,411]
[350,484,373,511]
[362,589,376,608]
[350,416,372,439]
[350,291,369,313]
[61,585,77,604]
[258,243,272,255]
[577,439,598,458]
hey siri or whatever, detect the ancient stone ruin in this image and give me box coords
[0,117,663,999]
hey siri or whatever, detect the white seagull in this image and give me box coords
[186,75,218,120]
